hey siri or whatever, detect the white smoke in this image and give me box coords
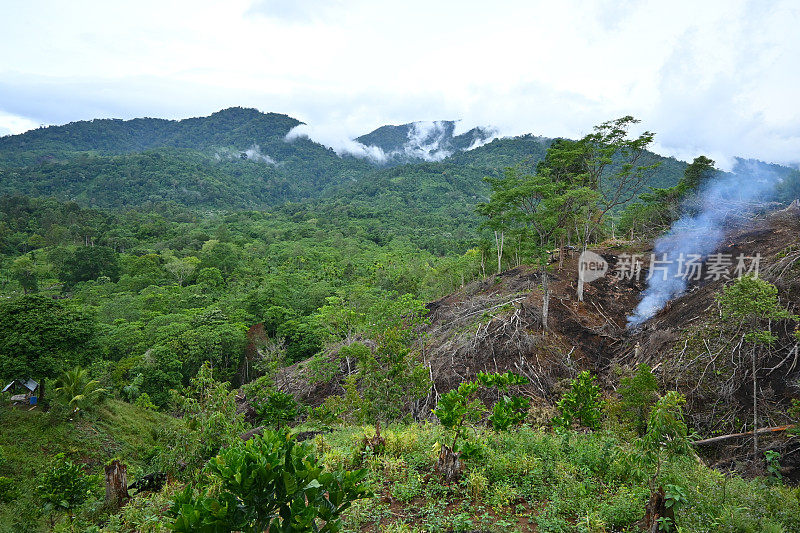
[627,161,786,327]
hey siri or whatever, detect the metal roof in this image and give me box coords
[2,378,38,393]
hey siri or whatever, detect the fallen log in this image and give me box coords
[693,425,796,446]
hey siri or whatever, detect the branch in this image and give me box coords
[693,425,796,446]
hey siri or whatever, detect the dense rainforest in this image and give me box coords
[1,108,800,532]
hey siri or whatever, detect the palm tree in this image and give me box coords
[54,367,107,415]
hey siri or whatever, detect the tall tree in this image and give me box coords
[0,295,97,400]
[477,165,595,329]
[542,117,659,300]
[717,276,798,454]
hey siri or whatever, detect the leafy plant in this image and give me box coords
[54,366,108,415]
[618,363,659,435]
[37,453,93,525]
[167,430,370,532]
[553,371,603,430]
[765,450,782,483]
[253,390,304,427]
[434,372,530,452]
[630,391,692,485]
[664,483,689,511]
[134,391,158,410]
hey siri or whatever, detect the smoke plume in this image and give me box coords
[627,161,785,327]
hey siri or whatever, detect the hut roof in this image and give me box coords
[2,378,38,393]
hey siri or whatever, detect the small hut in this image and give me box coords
[3,378,40,405]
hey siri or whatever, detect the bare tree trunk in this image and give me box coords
[642,486,674,533]
[753,347,758,455]
[104,460,130,509]
[577,221,589,302]
[494,230,504,274]
[541,267,550,331]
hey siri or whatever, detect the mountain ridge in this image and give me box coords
[0,107,792,215]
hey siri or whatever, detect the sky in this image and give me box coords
[0,0,798,169]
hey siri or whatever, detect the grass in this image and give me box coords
[317,424,800,533]
[18,415,800,532]
[0,399,181,533]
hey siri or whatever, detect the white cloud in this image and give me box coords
[0,110,40,136]
[0,0,797,166]
[286,124,387,163]
[243,144,276,164]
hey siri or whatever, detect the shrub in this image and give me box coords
[167,430,371,532]
[0,476,17,503]
[553,371,603,430]
[434,371,529,452]
[134,392,158,411]
[37,453,93,522]
[252,390,304,427]
[618,363,659,435]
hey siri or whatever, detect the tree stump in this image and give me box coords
[642,486,674,532]
[104,460,130,509]
[436,445,463,482]
[361,421,386,455]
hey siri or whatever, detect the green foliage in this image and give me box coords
[0,476,17,503]
[433,380,484,450]
[764,450,782,483]
[434,372,530,451]
[53,366,108,415]
[173,362,246,462]
[11,256,38,293]
[0,294,98,384]
[554,371,603,430]
[617,363,659,435]
[717,276,797,340]
[167,430,370,532]
[59,246,120,287]
[253,390,304,428]
[36,453,93,519]
[619,156,717,237]
[630,391,692,486]
[134,392,158,411]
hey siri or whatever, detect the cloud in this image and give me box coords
[246,0,344,22]
[243,144,276,164]
[0,110,39,136]
[0,0,798,167]
[401,121,453,162]
[286,124,387,163]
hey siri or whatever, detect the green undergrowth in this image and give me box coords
[101,422,800,533]
[0,399,181,533]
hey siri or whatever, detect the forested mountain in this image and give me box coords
[0,107,699,212]
[355,120,497,163]
[0,107,301,161]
